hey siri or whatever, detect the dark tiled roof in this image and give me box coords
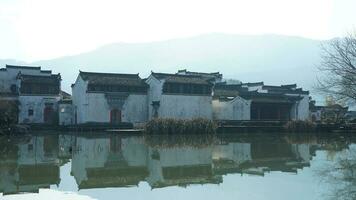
[262,85,309,95]
[239,91,303,103]
[281,84,297,89]
[214,89,240,97]
[241,82,264,87]
[152,72,212,85]
[6,64,41,70]
[60,90,71,98]
[80,71,148,87]
[3,65,53,74]
[40,70,52,74]
[213,84,248,97]
[18,74,61,84]
[59,99,72,104]
[177,69,223,78]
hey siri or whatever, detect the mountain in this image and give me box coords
[3,33,324,100]
[0,59,27,67]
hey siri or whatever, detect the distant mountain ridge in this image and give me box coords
[0,33,324,100]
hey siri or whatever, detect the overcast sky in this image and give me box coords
[0,0,355,61]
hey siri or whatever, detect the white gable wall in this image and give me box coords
[288,94,309,120]
[72,76,88,124]
[212,96,251,120]
[146,75,213,120]
[146,75,164,120]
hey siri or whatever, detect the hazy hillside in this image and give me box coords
[0,59,27,67]
[2,33,324,99]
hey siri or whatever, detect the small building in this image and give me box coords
[309,101,348,122]
[71,71,149,124]
[146,72,213,120]
[0,65,61,124]
[213,82,310,121]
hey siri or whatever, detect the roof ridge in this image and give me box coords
[80,70,140,77]
[6,64,41,70]
[152,72,207,79]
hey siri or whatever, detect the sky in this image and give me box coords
[0,0,355,61]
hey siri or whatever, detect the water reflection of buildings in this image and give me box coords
[1,133,346,196]
[146,145,222,188]
[70,135,316,190]
[0,135,60,195]
[71,136,149,189]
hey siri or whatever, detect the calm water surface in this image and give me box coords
[1,132,355,200]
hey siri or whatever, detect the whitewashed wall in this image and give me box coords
[309,110,322,121]
[72,75,148,124]
[288,94,309,120]
[71,137,111,184]
[146,75,164,119]
[159,94,212,120]
[17,136,59,165]
[297,95,310,120]
[18,95,60,124]
[212,97,251,120]
[212,142,251,164]
[59,104,73,125]
[0,70,11,93]
[146,75,213,120]
[71,76,87,124]
[84,93,148,123]
[146,146,213,186]
[121,137,148,166]
[291,144,311,163]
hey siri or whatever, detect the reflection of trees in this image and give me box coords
[318,146,356,200]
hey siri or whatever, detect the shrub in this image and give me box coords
[145,118,217,135]
[284,120,316,133]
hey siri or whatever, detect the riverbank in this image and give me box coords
[2,120,356,135]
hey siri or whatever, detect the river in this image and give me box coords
[0,132,355,200]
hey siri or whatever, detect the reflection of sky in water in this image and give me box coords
[0,134,352,200]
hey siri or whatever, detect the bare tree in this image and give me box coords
[317,146,356,200]
[317,33,356,103]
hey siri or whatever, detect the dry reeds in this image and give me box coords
[145,118,217,135]
[284,120,316,133]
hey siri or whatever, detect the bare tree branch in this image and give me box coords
[317,33,356,103]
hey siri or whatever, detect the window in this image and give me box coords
[28,109,34,116]
[61,108,65,113]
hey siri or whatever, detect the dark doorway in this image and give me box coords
[110,109,121,124]
[44,106,54,124]
[251,102,292,121]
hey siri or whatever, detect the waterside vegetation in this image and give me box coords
[145,118,217,135]
[284,120,316,133]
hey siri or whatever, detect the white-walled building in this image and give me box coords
[0,65,61,124]
[71,71,148,124]
[146,72,213,120]
[213,82,310,121]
